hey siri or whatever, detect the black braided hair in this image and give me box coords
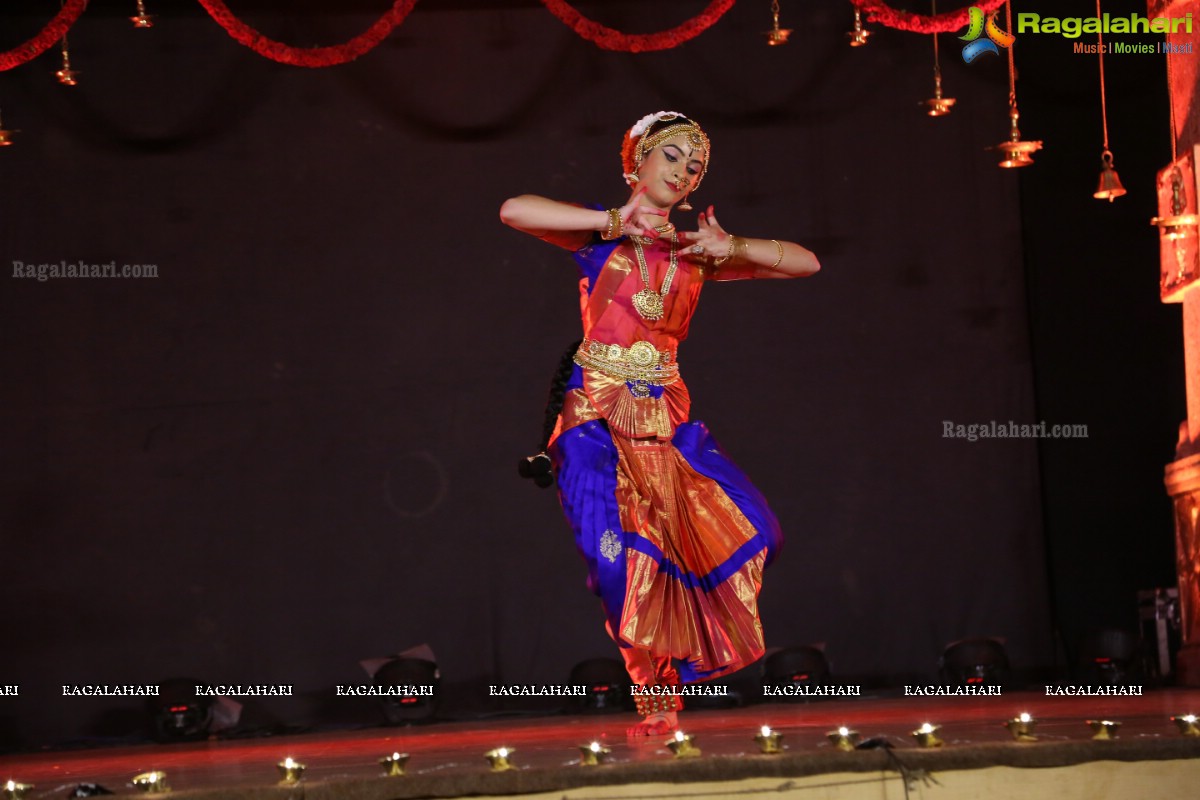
[518,340,582,488]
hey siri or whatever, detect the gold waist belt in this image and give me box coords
[574,338,679,385]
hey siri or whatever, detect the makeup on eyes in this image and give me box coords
[663,146,704,175]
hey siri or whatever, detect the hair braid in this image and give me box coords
[518,340,582,488]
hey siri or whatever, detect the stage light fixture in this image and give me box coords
[763,645,831,697]
[1077,628,1139,685]
[912,722,944,748]
[754,725,783,754]
[1005,712,1038,742]
[569,658,630,712]
[147,679,214,742]
[1172,714,1200,737]
[380,752,409,776]
[578,741,611,766]
[374,657,439,724]
[129,772,168,793]
[666,730,700,758]
[939,637,1009,686]
[276,757,305,783]
[485,747,515,771]
[827,726,860,751]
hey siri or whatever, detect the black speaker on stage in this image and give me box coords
[1077,628,1141,686]
[147,679,213,742]
[375,658,440,724]
[939,638,1009,687]
[763,645,831,698]
[569,658,631,712]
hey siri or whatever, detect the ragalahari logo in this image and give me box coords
[960,6,1015,62]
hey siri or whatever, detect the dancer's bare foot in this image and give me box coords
[627,710,678,737]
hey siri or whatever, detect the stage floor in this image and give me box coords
[3,689,1200,798]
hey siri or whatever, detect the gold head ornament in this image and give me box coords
[624,111,710,191]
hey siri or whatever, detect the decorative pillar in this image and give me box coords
[1166,455,1200,683]
[1152,0,1200,683]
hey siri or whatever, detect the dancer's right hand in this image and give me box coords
[618,186,667,238]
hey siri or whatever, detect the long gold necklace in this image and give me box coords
[629,231,678,321]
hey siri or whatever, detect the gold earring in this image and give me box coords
[678,192,693,211]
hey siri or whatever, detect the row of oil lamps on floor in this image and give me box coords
[832,712,1200,750]
[3,715,1198,797]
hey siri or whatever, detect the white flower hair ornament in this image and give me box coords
[628,111,688,140]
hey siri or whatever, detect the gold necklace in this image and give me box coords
[632,222,676,246]
[629,231,678,321]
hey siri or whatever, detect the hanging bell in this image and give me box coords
[1093,150,1126,201]
[846,10,871,46]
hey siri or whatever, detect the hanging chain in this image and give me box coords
[1165,33,1177,162]
[932,0,941,79]
[1096,0,1110,151]
[1005,0,1016,108]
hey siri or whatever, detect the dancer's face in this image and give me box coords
[640,134,706,208]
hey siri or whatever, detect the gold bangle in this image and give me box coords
[714,234,737,266]
[769,239,784,269]
[600,208,623,241]
[734,236,750,263]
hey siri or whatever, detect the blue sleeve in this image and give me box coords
[572,203,620,295]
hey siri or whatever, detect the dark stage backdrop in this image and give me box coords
[0,0,1175,747]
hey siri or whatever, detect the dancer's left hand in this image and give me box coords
[678,206,730,263]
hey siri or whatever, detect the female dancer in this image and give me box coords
[500,112,819,735]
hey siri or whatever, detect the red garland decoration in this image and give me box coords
[540,0,735,53]
[0,0,89,72]
[0,0,1012,74]
[196,0,419,67]
[850,0,1006,34]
